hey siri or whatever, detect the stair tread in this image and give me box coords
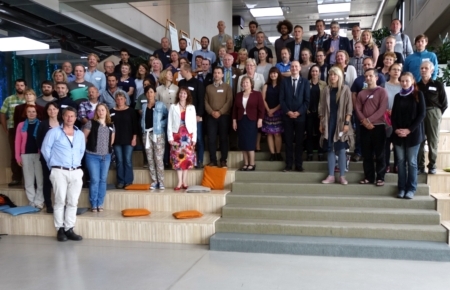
[227,192,433,199]
[232,181,428,186]
[217,217,447,231]
[223,204,439,214]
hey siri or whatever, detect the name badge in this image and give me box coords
[95,77,101,81]
[217,89,224,93]
[78,84,85,87]
[198,72,203,74]
[108,127,114,131]
[169,90,175,93]
[222,42,226,45]
[110,113,116,116]
[368,95,374,99]
[254,40,257,44]
[61,105,68,108]
[188,86,194,91]
[141,99,147,103]
[232,74,236,79]
[396,41,403,45]
[422,58,430,62]
[177,68,180,71]
[429,86,437,91]
[166,55,170,58]
[124,80,129,83]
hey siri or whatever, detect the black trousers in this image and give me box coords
[305,112,323,155]
[283,116,306,168]
[207,114,230,162]
[39,158,52,208]
[361,124,386,182]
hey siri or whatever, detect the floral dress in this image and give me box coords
[170,110,196,170]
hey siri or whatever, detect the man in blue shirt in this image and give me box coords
[275,48,292,77]
[42,107,86,242]
[192,37,216,70]
[85,53,106,95]
[404,34,438,82]
[62,62,75,82]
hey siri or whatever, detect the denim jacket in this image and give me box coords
[141,101,168,135]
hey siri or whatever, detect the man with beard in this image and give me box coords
[36,80,58,107]
[192,36,216,70]
[248,31,273,64]
[309,19,330,59]
[322,21,351,65]
[100,74,130,110]
[179,38,193,63]
[0,79,27,186]
[85,53,106,95]
[274,20,294,62]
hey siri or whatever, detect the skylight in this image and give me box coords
[250,7,283,18]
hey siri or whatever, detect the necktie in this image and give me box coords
[199,74,204,82]
[292,78,297,94]
[225,70,230,85]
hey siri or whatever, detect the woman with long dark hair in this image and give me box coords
[391,72,426,199]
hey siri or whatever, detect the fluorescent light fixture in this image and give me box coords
[372,0,386,30]
[0,37,49,52]
[80,56,88,59]
[250,7,283,18]
[246,4,257,9]
[268,36,279,44]
[318,3,351,14]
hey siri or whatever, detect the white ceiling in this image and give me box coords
[232,0,395,40]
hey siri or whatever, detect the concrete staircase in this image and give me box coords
[210,152,450,261]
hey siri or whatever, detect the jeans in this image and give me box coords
[197,121,204,164]
[395,143,420,193]
[207,114,230,162]
[85,153,111,208]
[113,145,134,185]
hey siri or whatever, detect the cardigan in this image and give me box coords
[232,91,265,121]
[319,85,354,149]
[15,121,40,164]
[167,104,197,142]
[205,82,233,115]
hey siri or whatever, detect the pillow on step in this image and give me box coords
[76,208,88,215]
[443,168,450,172]
[172,210,203,219]
[0,205,11,211]
[121,209,151,217]
[186,185,211,193]
[201,165,227,190]
[2,205,40,216]
[124,184,150,190]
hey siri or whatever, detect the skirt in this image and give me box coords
[238,115,257,151]
[170,125,196,170]
[261,109,284,134]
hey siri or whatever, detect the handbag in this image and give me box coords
[384,110,393,137]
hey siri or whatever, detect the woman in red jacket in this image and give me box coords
[232,76,265,171]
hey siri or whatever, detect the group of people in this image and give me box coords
[0,18,448,242]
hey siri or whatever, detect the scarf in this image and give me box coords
[399,86,414,97]
[21,119,40,138]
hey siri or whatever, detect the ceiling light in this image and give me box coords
[268,36,279,44]
[250,7,283,18]
[0,37,49,52]
[246,4,257,9]
[318,3,351,14]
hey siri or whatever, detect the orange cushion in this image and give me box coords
[121,209,151,217]
[172,210,203,219]
[201,165,227,190]
[124,184,150,190]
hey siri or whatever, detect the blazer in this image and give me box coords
[286,40,313,62]
[322,37,352,64]
[167,104,197,142]
[279,76,310,122]
[222,66,242,97]
[15,121,40,164]
[232,91,265,121]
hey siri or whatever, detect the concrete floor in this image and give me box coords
[1,235,450,290]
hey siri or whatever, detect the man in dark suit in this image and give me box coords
[322,21,351,65]
[287,25,312,62]
[223,54,241,150]
[279,60,310,172]
[348,24,362,57]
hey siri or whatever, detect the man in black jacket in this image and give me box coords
[322,21,351,65]
[287,25,312,62]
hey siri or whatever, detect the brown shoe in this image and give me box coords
[220,161,228,168]
[207,162,218,167]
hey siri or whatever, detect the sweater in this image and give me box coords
[205,83,233,115]
[403,50,438,82]
[354,86,389,125]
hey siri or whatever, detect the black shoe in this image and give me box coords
[116,183,124,189]
[269,154,276,161]
[276,153,283,161]
[351,154,361,162]
[247,165,256,171]
[65,228,82,241]
[318,154,324,161]
[295,166,304,172]
[195,163,204,169]
[307,154,313,161]
[8,180,20,187]
[207,162,218,167]
[418,168,426,175]
[283,166,292,172]
[46,207,54,214]
[57,228,67,242]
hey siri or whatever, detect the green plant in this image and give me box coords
[371,27,390,48]
[234,35,245,52]
[429,33,450,64]
[437,64,450,86]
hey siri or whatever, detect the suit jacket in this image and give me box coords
[232,91,265,121]
[279,76,310,122]
[322,37,352,64]
[222,67,242,97]
[287,40,313,62]
[196,72,213,89]
[348,39,360,57]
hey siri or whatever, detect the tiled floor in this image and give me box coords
[1,235,450,290]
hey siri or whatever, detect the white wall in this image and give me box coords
[130,1,171,28]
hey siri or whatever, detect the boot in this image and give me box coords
[65,228,83,241]
[57,228,67,242]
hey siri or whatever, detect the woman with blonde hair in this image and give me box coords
[52,69,68,84]
[334,50,357,86]
[149,58,163,87]
[156,69,179,110]
[361,30,379,65]
[319,66,354,185]
[236,48,248,73]
[83,103,115,211]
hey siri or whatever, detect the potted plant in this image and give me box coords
[430,33,450,65]
[372,27,390,48]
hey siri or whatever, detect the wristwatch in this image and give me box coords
[344,121,350,126]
